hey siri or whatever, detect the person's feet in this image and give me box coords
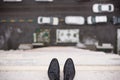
[64,58,75,80]
[48,58,60,80]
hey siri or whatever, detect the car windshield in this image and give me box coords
[40,18,43,22]
[116,17,120,23]
[98,5,102,11]
[50,17,53,24]
[92,17,96,23]
[109,5,111,10]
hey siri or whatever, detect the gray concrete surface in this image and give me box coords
[0,47,120,80]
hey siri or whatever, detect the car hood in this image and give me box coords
[65,16,85,25]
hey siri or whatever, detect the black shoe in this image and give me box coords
[64,58,75,80]
[48,58,60,80]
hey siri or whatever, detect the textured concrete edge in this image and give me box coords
[0,66,120,71]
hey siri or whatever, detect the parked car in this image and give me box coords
[3,0,22,2]
[35,0,53,2]
[38,16,59,25]
[87,16,107,24]
[113,16,120,25]
[65,16,85,25]
[92,4,114,13]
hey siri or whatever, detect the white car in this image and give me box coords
[3,0,22,2]
[93,4,114,13]
[35,0,53,2]
[65,16,85,25]
[87,16,107,24]
[38,16,59,25]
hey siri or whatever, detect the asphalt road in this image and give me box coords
[0,0,119,53]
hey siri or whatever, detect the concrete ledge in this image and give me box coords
[0,66,120,71]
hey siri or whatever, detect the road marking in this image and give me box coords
[60,19,64,21]
[27,19,34,22]
[10,19,16,23]
[19,19,25,22]
[1,20,7,23]
[0,19,35,23]
[0,66,120,71]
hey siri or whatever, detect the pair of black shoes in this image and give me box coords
[48,58,75,80]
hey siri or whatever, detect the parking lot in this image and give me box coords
[0,0,119,53]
